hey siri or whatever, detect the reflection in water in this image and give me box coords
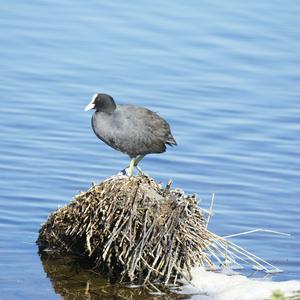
[39,253,193,300]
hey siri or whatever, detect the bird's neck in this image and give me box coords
[96,103,117,114]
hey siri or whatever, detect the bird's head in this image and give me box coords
[84,93,117,113]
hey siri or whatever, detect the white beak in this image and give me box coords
[84,100,95,111]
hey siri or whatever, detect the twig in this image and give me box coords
[224,228,291,239]
[206,193,215,229]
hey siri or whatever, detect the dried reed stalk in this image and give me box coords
[37,175,279,286]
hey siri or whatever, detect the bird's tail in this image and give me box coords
[166,134,177,146]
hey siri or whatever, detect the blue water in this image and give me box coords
[1,1,300,299]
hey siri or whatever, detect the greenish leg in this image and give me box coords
[136,165,144,174]
[134,155,145,167]
[128,157,136,177]
[134,155,146,175]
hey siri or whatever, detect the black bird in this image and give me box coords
[84,93,177,176]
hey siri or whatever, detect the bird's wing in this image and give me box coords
[121,106,177,148]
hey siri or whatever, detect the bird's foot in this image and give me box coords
[117,167,130,177]
[117,165,148,178]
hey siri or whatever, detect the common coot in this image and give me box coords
[84,93,177,176]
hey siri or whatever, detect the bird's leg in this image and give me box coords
[119,155,143,176]
[127,157,136,177]
[136,165,144,175]
[134,155,145,167]
[134,155,147,175]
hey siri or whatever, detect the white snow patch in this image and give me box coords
[182,267,300,300]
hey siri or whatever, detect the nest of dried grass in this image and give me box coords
[37,175,277,287]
